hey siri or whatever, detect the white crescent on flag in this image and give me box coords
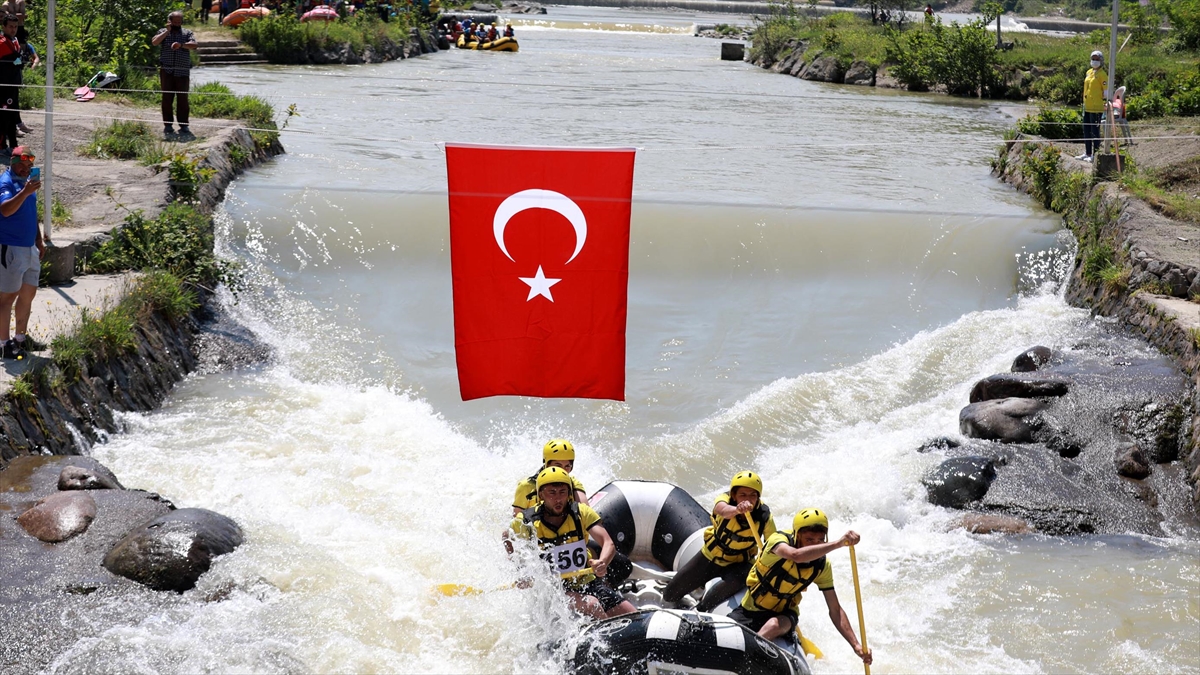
[493,189,589,264]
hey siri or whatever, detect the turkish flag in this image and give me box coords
[446,144,635,401]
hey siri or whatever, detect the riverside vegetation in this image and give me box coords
[237,9,429,64]
[752,1,1200,119]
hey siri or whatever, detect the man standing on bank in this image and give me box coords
[152,11,197,140]
[0,145,41,360]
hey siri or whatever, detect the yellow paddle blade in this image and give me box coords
[796,629,824,659]
[435,583,486,597]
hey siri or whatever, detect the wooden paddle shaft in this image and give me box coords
[849,545,870,675]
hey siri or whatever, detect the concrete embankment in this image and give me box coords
[993,139,1200,508]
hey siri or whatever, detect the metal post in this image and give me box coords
[1106,0,1119,154]
[42,0,53,242]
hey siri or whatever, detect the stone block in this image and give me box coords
[720,42,745,61]
[43,242,75,285]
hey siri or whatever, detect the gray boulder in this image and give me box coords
[969,372,1070,403]
[17,492,98,543]
[1162,268,1189,297]
[1114,442,1150,479]
[103,508,244,593]
[1010,345,1055,372]
[843,60,875,86]
[58,465,123,491]
[924,456,997,508]
[1188,274,1200,299]
[800,55,844,83]
[959,397,1046,443]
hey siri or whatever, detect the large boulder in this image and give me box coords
[1011,346,1056,372]
[924,456,997,508]
[800,55,844,83]
[959,397,1046,443]
[16,492,97,543]
[968,372,1070,403]
[58,464,123,491]
[103,508,244,593]
[1114,442,1151,479]
[843,60,875,86]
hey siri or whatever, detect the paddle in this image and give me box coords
[436,567,594,598]
[849,545,871,675]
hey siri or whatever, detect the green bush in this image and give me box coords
[239,10,418,64]
[1161,0,1200,52]
[238,11,307,63]
[89,203,242,290]
[130,270,200,322]
[886,18,1000,96]
[1016,105,1082,140]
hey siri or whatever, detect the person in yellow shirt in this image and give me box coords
[504,467,636,619]
[729,508,872,667]
[1078,50,1108,162]
[661,471,776,611]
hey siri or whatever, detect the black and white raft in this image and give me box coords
[581,481,810,675]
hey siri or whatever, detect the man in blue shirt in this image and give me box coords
[0,145,42,359]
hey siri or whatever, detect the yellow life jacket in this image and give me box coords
[520,502,595,585]
[702,495,772,566]
[744,531,827,613]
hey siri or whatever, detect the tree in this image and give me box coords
[858,0,918,29]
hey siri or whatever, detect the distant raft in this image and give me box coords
[455,34,519,52]
[301,6,338,22]
[222,7,270,26]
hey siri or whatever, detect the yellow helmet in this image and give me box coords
[730,470,762,496]
[543,439,575,463]
[793,508,829,532]
[536,466,573,493]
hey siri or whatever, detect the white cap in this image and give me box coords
[1090,50,1103,60]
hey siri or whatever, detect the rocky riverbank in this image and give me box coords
[304,26,441,65]
[0,110,280,673]
[913,135,1200,535]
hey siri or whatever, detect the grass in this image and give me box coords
[80,120,169,165]
[1120,156,1200,224]
[51,271,198,381]
[35,196,72,229]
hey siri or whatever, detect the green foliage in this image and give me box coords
[886,18,1001,96]
[1098,262,1129,292]
[88,203,242,290]
[1082,241,1115,283]
[749,1,804,65]
[9,372,35,403]
[81,120,159,161]
[1161,0,1200,52]
[189,82,275,128]
[166,153,216,203]
[238,9,418,64]
[25,0,186,71]
[1127,72,1200,120]
[35,196,72,228]
[1020,144,1092,214]
[1016,105,1082,140]
[130,270,200,321]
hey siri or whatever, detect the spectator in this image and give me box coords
[152,11,197,140]
[0,15,21,155]
[0,0,28,135]
[198,0,211,24]
[1076,49,1107,163]
[0,145,43,360]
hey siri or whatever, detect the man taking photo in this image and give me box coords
[0,145,42,359]
[151,11,197,140]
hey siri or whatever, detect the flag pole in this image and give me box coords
[42,0,53,243]
[1106,0,1119,157]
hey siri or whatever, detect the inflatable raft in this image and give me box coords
[301,6,338,22]
[222,7,270,26]
[578,481,812,675]
[455,34,519,52]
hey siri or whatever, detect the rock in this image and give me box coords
[955,513,1031,534]
[959,397,1047,443]
[193,302,273,374]
[800,55,844,83]
[775,48,803,75]
[924,456,997,508]
[103,508,244,593]
[1146,260,1169,277]
[1113,401,1185,463]
[1162,268,1189,297]
[843,60,875,86]
[500,2,546,13]
[1189,274,1200,299]
[1114,442,1151,479]
[1011,346,1055,372]
[17,492,98,543]
[969,372,1070,403]
[58,465,123,491]
[917,436,961,453]
[874,65,903,89]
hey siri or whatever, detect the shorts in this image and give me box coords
[0,244,39,293]
[570,578,626,612]
[728,605,796,634]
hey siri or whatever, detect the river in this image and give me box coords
[53,10,1200,674]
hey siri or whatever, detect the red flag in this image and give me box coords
[446,144,635,401]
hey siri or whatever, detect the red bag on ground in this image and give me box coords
[446,143,635,401]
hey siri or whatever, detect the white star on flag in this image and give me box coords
[519,266,561,302]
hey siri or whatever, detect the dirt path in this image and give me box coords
[20,99,246,247]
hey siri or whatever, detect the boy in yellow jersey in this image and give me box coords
[1077,50,1108,163]
[662,471,776,611]
[512,439,588,515]
[729,508,872,666]
[504,467,636,620]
